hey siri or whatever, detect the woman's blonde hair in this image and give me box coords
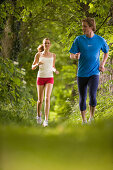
[37,38,50,52]
[82,17,96,32]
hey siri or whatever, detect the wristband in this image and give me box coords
[52,67,56,72]
[36,63,39,66]
[32,63,39,69]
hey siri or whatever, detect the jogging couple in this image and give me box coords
[32,17,109,127]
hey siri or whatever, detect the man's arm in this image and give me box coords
[99,52,109,72]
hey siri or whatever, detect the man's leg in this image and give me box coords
[89,105,95,119]
[88,75,99,120]
[81,110,87,122]
[77,77,89,123]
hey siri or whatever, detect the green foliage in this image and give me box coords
[0,57,36,125]
[95,93,113,119]
[0,57,22,104]
[51,62,78,116]
[0,0,113,126]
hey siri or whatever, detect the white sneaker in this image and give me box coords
[36,116,42,124]
[82,120,87,125]
[88,117,94,123]
[43,120,48,127]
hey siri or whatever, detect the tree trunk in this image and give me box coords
[1,0,20,60]
[1,16,14,59]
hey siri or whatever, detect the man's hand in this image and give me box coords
[99,53,109,72]
[99,63,105,72]
[70,53,80,59]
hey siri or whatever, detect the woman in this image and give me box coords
[32,38,59,127]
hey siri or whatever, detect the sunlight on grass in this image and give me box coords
[0,118,113,170]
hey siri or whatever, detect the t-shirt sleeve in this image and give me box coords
[69,37,80,54]
[101,38,109,53]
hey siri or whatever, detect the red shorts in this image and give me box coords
[37,77,54,85]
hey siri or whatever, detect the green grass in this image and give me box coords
[0,117,113,170]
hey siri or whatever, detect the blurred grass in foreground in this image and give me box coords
[0,117,113,170]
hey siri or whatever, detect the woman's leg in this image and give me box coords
[44,83,53,121]
[37,85,45,117]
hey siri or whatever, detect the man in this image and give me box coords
[69,17,109,124]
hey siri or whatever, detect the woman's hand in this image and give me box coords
[52,67,59,74]
[38,62,43,65]
[32,62,43,70]
[55,70,59,75]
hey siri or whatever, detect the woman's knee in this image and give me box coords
[37,100,43,105]
[45,96,50,103]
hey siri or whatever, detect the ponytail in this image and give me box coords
[37,44,44,52]
[37,38,50,52]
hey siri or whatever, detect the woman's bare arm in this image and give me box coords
[32,52,43,70]
[53,53,59,74]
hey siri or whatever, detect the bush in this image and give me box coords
[0,57,37,126]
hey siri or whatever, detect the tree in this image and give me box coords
[0,0,113,118]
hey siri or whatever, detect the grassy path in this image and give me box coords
[0,118,113,170]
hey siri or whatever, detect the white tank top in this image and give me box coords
[37,55,53,78]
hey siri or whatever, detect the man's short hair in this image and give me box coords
[82,17,96,32]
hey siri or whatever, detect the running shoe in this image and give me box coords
[82,120,87,125]
[36,116,42,124]
[88,117,94,123]
[43,120,48,127]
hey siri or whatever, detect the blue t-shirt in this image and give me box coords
[69,34,109,77]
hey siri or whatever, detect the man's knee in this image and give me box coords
[79,98,86,111]
[89,96,97,106]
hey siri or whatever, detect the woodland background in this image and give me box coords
[0,0,113,170]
